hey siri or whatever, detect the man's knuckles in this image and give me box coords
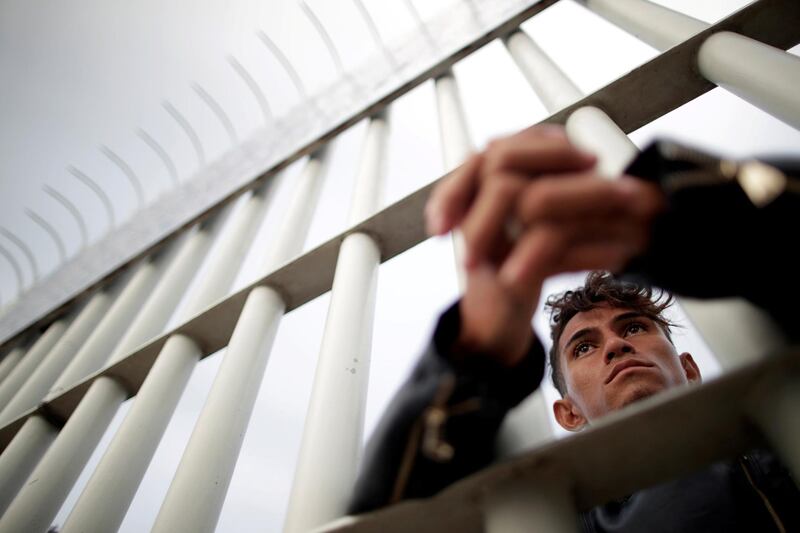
[484,173,524,198]
[516,181,564,224]
[515,178,642,225]
[482,132,578,174]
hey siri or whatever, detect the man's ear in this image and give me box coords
[553,396,587,432]
[679,352,702,384]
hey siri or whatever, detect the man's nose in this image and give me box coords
[605,337,635,363]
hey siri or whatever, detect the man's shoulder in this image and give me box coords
[583,449,799,533]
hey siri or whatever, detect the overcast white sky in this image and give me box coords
[2,0,800,531]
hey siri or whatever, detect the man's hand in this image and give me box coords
[426,126,597,268]
[499,173,665,297]
[426,126,666,366]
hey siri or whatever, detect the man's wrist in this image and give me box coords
[432,300,546,408]
[456,297,534,368]
[435,300,534,369]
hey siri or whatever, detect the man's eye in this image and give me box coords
[625,322,647,335]
[574,343,592,357]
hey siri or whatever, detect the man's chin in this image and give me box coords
[613,383,663,410]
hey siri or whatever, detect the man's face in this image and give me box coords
[553,303,700,431]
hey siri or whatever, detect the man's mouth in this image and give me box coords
[606,359,654,384]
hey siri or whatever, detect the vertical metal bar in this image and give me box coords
[151,151,329,533]
[0,244,183,528]
[434,71,474,170]
[154,287,284,533]
[565,106,638,177]
[61,178,283,533]
[0,416,57,516]
[0,206,236,533]
[50,250,185,397]
[62,334,199,533]
[0,319,71,411]
[502,31,582,111]
[575,0,708,51]
[1,378,126,532]
[284,113,389,533]
[0,287,121,426]
[433,70,471,292]
[698,31,800,131]
[107,209,234,365]
[183,178,283,314]
[500,29,643,168]
[260,153,328,275]
[0,345,26,387]
[0,253,173,517]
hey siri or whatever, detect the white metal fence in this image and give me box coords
[0,0,798,531]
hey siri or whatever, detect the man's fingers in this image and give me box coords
[425,153,482,235]
[425,126,612,237]
[482,132,596,176]
[515,176,662,225]
[498,221,645,299]
[459,172,527,268]
[498,225,566,304]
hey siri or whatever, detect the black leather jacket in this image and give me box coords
[349,143,800,531]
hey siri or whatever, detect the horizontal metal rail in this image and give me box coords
[317,348,800,532]
[1,0,798,451]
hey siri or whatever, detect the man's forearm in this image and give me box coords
[349,302,545,513]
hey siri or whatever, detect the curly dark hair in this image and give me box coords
[546,271,678,396]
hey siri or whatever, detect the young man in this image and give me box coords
[349,126,799,530]
[546,271,698,430]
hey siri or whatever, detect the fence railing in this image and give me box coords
[0,0,798,532]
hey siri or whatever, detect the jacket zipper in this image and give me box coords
[739,456,786,533]
[390,373,482,502]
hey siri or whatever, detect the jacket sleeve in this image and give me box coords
[621,144,800,337]
[348,301,546,514]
